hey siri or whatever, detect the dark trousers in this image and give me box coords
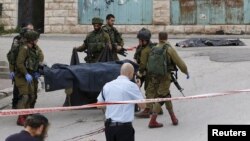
[12,84,19,109]
[105,124,135,141]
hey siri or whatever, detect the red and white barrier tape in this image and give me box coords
[125,46,137,51]
[0,89,250,117]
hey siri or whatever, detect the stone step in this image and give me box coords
[0,61,8,66]
[0,66,9,72]
[0,72,10,79]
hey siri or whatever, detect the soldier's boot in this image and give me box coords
[135,108,150,118]
[16,115,26,126]
[165,99,178,125]
[168,111,178,125]
[148,114,163,128]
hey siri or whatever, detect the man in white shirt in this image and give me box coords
[97,63,146,141]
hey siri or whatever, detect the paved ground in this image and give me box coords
[0,34,250,141]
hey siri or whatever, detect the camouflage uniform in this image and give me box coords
[134,28,162,117]
[14,30,43,126]
[75,17,111,63]
[149,41,188,111]
[15,44,43,109]
[102,24,124,60]
[8,35,23,109]
[147,41,188,127]
[31,46,44,108]
[7,28,31,109]
[136,42,157,90]
[66,18,111,105]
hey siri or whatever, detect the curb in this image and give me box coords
[0,96,11,110]
[0,87,13,109]
[0,87,13,97]
[0,87,42,110]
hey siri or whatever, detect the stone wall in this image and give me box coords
[44,0,171,34]
[44,0,82,33]
[0,0,17,30]
[1,0,249,34]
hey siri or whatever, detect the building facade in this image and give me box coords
[1,0,250,34]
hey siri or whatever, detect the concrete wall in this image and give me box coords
[1,0,250,34]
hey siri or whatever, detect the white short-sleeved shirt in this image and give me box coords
[97,75,144,123]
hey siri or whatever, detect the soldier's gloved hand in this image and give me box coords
[9,72,15,80]
[136,71,143,78]
[25,73,33,84]
[135,79,141,87]
[34,72,41,80]
[117,45,122,51]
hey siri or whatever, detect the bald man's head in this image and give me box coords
[120,63,134,80]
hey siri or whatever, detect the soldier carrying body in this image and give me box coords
[14,30,44,126]
[102,14,125,60]
[74,17,112,63]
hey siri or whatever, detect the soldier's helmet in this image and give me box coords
[19,27,30,37]
[137,28,151,41]
[24,30,40,42]
[92,17,104,25]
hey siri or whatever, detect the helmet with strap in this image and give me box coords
[137,28,151,41]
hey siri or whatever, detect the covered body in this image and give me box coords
[42,60,138,105]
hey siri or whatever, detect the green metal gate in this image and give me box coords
[78,0,152,24]
[171,0,250,25]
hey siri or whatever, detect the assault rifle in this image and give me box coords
[171,72,185,97]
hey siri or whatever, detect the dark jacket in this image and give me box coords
[5,130,41,141]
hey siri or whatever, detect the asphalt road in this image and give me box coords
[0,35,250,141]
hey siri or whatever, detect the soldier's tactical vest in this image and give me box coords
[25,46,40,72]
[135,42,157,64]
[84,30,106,53]
[7,36,23,69]
[103,26,122,45]
[147,43,176,76]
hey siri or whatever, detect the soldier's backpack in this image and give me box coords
[6,36,22,69]
[147,44,170,76]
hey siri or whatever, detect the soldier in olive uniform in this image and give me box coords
[134,28,163,117]
[102,14,124,60]
[7,23,34,109]
[15,30,44,126]
[146,32,189,128]
[66,17,112,105]
[74,17,112,63]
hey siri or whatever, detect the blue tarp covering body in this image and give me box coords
[43,60,138,106]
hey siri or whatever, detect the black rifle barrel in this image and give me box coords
[171,72,185,97]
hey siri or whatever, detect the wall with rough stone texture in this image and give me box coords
[1,0,250,34]
[44,0,171,34]
[0,0,18,30]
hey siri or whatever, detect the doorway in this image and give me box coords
[18,0,45,33]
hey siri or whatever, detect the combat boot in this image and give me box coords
[16,115,26,126]
[135,108,150,118]
[169,112,178,125]
[148,114,163,128]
